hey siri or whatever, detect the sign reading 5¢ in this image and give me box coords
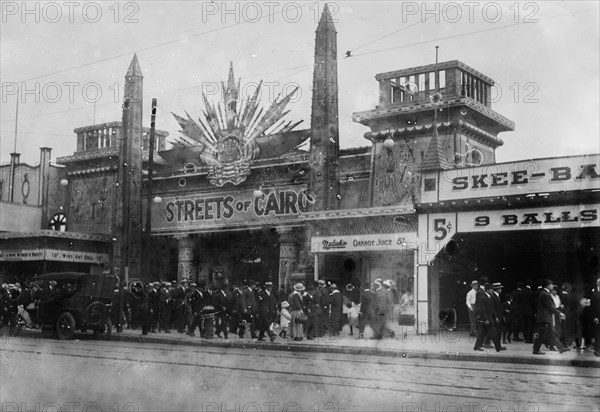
[428,213,457,249]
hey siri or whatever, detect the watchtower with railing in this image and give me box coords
[352,60,515,207]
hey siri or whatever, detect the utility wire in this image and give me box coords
[1,7,596,124]
[1,2,315,86]
[353,7,598,57]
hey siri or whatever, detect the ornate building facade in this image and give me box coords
[2,5,598,332]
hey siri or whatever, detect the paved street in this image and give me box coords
[1,336,599,412]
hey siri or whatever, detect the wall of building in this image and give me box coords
[0,202,42,232]
[0,163,41,205]
[68,173,117,234]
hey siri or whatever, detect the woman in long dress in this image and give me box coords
[290,283,306,341]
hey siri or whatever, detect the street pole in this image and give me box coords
[145,99,157,279]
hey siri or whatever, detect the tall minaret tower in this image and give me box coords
[114,54,143,282]
[309,4,340,211]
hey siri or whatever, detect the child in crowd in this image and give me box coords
[279,301,291,338]
[347,301,360,336]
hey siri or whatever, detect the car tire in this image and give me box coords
[84,301,107,326]
[93,317,112,340]
[56,312,76,340]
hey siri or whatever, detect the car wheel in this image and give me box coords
[93,317,112,340]
[84,301,107,326]
[56,312,76,340]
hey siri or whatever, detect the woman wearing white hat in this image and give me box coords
[290,283,306,340]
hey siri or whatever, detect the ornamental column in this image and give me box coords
[277,227,298,288]
[177,235,195,282]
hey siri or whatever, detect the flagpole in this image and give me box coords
[433,46,439,137]
[13,98,19,153]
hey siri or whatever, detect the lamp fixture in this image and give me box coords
[253,188,265,198]
[383,128,394,148]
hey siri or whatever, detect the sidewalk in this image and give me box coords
[109,322,600,368]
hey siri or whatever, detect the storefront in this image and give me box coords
[416,153,600,332]
[0,231,110,282]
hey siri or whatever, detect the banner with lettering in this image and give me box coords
[0,248,108,263]
[421,154,599,203]
[150,187,314,231]
[311,233,418,253]
[455,204,599,232]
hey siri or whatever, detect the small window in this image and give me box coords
[439,70,446,89]
[424,178,437,192]
[428,72,435,90]
[48,213,67,232]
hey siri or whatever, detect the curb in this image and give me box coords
[110,333,600,368]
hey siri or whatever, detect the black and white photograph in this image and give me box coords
[1,1,599,411]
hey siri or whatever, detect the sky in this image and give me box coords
[1,1,599,166]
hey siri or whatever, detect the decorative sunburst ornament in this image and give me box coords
[167,62,308,186]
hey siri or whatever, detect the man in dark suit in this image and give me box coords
[257,282,277,342]
[171,279,188,333]
[358,282,374,339]
[510,282,523,341]
[158,282,171,333]
[520,280,535,343]
[148,282,160,333]
[532,279,569,354]
[314,280,330,337]
[491,283,504,343]
[590,276,600,357]
[186,283,202,337]
[230,282,245,337]
[304,285,317,340]
[474,283,505,352]
[329,284,343,336]
[372,279,389,339]
[241,279,258,339]
[213,281,231,339]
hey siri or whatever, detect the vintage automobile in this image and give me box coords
[23,272,118,340]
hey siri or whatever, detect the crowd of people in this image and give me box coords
[120,277,413,342]
[0,280,65,329]
[465,276,600,356]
